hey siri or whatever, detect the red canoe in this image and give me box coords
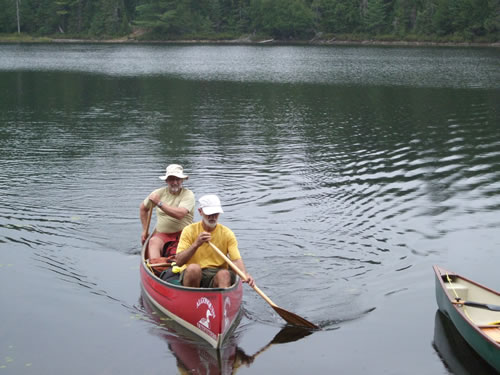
[140,238,243,348]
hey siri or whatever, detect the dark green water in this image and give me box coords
[1,44,499,374]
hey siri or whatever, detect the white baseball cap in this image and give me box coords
[199,194,224,215]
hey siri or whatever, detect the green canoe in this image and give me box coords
[433,265,500,372]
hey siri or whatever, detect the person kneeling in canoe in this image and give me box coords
[139,164,195,263]
[176,194,255,288]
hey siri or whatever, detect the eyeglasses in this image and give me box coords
[166,177,182,182]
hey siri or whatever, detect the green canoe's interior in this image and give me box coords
[442,275,500,343]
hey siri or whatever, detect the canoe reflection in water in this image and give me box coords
[140,292,312,374]
[433,311,498,375]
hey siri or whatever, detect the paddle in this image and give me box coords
[144,204,154,240]
[208,241,318,329]
[454,300,500,312]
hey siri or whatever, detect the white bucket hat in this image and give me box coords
[159,164,188,180]
[199,194,224,215]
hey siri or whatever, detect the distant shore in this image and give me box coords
[1,34,499,48]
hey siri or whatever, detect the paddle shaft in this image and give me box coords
[148,262,172,267]
[208,242,277,307]
[144,204,154,239]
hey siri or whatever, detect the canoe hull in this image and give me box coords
[433,265,500,372]
[140,241,243,348]
[433,310,500,375]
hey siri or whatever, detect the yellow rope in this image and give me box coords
[446,273,475,323]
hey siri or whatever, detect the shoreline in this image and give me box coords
[1,35,499,48]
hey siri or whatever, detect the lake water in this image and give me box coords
[0,43,499,374]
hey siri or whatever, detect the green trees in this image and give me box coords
[0,0,16,33]
[0,0,498,41]
[135,0,187,35]
[363,0,389,34]
[134,0,235,37]
[413,0,499,38]
[315,0,361,33]
[393,0,417,35]
[0,0,131,36]
[89,0,131,36]
[250,0,314,38]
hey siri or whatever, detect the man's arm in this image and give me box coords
[233,258,255,287]
[176,231,211,266]
[148,193,189,220]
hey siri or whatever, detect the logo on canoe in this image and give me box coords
[196,297,216,331]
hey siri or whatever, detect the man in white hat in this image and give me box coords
[176,194,254,288]
[140,164,195,260]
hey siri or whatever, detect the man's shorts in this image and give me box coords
[151,231,181,258]
[180,267,236,288]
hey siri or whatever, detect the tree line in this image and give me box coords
[1,0,499,42]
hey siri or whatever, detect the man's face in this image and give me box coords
[166,176,183,194]
[200,210,219,229]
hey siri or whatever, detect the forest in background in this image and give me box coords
[1,0,499,43]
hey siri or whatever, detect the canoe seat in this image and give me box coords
[445,283,468,300]
[480,327,500,343]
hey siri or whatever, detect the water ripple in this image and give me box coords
[1,44,499,89]
[1,58,499,325]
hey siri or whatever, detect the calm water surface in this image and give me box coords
[0,44,499,374]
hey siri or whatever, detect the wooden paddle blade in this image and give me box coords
[272,305,318,329]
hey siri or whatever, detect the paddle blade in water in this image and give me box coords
[270,325,313,344]
[209,241,320,329]
[272,305,318,329]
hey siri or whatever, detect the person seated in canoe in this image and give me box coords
[139,164,195,262]
[175,194,255,288]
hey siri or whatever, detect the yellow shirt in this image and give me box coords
[143,187,195,233]
[177,222,241,269]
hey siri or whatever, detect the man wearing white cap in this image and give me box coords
[140,164,195,260]
[176,194,254,288]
